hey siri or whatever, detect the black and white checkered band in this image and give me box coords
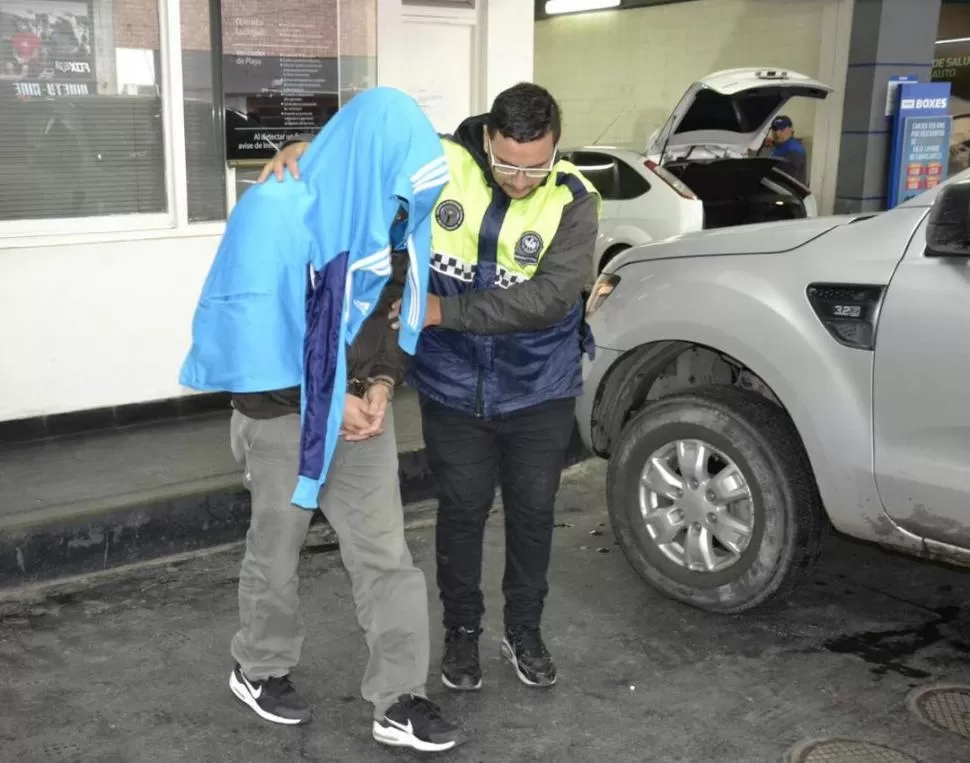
[431,252,475,283]
[495,266,527,290]
[431,252,529,290]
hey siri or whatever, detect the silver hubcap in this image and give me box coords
[638,439,755,573]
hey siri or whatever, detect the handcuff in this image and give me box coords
[347,376,395,400]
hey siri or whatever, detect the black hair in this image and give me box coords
[487,82,562,144]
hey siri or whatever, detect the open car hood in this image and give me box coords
[646,68,832,161]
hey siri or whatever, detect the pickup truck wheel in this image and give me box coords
[606,386,827,614]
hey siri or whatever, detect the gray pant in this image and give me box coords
[228,407,429,718]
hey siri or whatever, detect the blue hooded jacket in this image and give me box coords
[178,87,450,509]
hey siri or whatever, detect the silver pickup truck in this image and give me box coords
[577,174,970,614]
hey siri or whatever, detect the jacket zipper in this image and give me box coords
[474,368,484,418]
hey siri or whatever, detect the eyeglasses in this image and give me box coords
[485,135,557,179]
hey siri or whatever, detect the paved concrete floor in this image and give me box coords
[1,460,969,763]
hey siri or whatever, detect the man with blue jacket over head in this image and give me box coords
[179,88,459,753]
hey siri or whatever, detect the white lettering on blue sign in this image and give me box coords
[909,97,949,109]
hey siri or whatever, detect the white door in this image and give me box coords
[379,16,478,134]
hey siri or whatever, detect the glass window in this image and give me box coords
[224,0,376,202]
[0,0,379,227]
[0,0,166,222]
[568,151,618,199]
[222,0,339,201]
[616,158,650,200]
[566,150,651,202]
[182,0,226,222]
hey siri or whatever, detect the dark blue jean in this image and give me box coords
[420,395,577,631]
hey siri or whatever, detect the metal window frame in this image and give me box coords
[0,0,229,247]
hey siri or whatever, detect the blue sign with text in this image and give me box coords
[887,81,951,208]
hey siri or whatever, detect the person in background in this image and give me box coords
[260,82,600,697]
[768,115,808,185]
[179,88,460,753]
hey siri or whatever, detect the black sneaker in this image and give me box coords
[229,663,311,725]
[372,693,461,752]
[441,626,483,691]
[501,626,557,688]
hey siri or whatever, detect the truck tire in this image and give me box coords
[606,386,828,614]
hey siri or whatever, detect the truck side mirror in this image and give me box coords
[925,182,970,258]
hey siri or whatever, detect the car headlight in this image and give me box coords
[586,273,620,319]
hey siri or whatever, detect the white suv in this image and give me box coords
[563,67,832,279]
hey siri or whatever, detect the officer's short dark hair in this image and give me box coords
[487,83,562,144]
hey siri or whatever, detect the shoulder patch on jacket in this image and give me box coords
[435,199,464,231]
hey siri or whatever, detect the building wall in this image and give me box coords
[2,233,221,420]
[534,0,830,149]
[0,0,534,422]
[116,0,372,57]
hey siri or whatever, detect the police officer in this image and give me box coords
[261,82,599,694]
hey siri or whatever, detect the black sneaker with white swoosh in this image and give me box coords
[372,693,461,752]
[229,663,312,725]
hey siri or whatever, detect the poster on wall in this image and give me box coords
[896,116,950,201]
[221,0,339,164]
[887,82,952,208]
[0,0,95,98]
